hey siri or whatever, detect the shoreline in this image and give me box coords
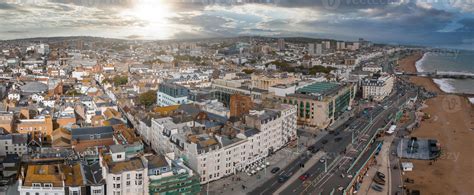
[396,53,474,195]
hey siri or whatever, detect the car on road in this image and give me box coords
[307,145,315,151]
[310,147,320,154]
[278,172,293,183]
[334,137,342,142]
[321,139,328,144]
[299,173,310,181]
[278,175,289,183]
[319,158,326,163]
[270,167,280,174]
[334,131,340,136]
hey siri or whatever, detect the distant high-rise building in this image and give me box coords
[76,40,84,50]
[308,43,315,55]
[277,38,285,51]
[323,41,331,50]
[352,42,360,50]
[37,44,49,55]
[336,41,346,50]
[316,44,322,55]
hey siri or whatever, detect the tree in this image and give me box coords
[138,90,157,107]
[65,89,82,96]
[113,76,128,86]
[242,69,255,74]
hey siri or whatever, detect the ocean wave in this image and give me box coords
[436,71,474,76]
[415,52,428,72]
[433,79,456,93]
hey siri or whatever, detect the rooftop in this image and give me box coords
[296,82,340,95]
[62,163,84,187]
[146,155,169,170]
[103,155,144,174]
[23,164,64,187]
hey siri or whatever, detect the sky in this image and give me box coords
[0,0,473,49]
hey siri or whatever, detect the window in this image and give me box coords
[44,183,52,187]
[92,189,102,194]
[126,181,130,186]
[136,180,142,185]
[136,173,142,179]
[32,183,41,187]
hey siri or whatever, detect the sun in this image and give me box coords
[119,0,176,39]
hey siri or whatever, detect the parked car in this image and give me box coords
[376,171,386,179]
[334,137,342,142]
[322,139,328,144]
[308,146,315,151]
[373,175,385,185]
[372,184,383,192]
[299,173,310,181]
[271,167,280,174]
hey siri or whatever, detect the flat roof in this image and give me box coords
[296,82,340,95]
[24,164,64,187]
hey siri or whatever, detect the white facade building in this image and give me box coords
[8,91,20,101]
[362,65,383,73]
[157,92,189,107]
[100,148,147,195]
[0,133,28,156]
[150,104,297,184]
[362,74,395,101]
[268,84,296,97]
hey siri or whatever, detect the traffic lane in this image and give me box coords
[284,155,340,195]
[305,115,392,194]
[252,93,409,195]
[281,132,355,194]
[251,131,343,195]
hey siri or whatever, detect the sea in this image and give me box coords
[415,50,474,104]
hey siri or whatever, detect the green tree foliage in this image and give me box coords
[138,90,157,107]
[65,89,82,96]
[268,61,336,75]
[143,59,164,65]
[113,76,128,86]
[242,69,255,74]
[308,65,336,75]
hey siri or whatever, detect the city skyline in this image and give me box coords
[0,0,473,49]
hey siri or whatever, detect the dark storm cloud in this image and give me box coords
[0,2,16,10]
[456,18,474,32]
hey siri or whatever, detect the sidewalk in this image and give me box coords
[358,136,393,195]
[203,147,299,195]
[274,151,326,194]
[204,130,326,195]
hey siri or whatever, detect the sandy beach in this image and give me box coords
[397,53,474,195]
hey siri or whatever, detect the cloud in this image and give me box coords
[0,0,472,49]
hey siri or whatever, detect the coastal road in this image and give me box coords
[276,89,415,195]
